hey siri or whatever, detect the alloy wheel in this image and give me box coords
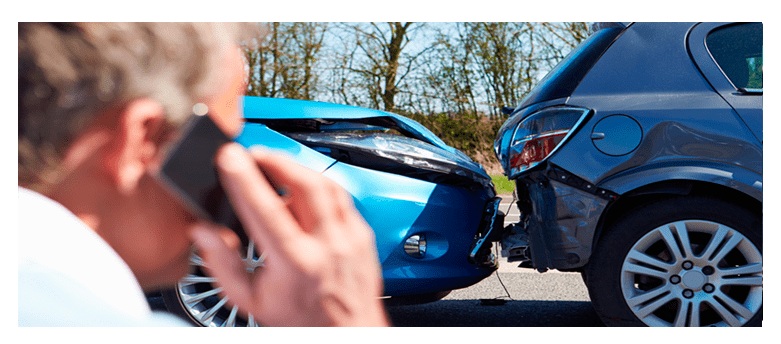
[620,220,762,326]
[175,241,264,327]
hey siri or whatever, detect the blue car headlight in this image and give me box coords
[288,132,493,190]
[507,106,590,179]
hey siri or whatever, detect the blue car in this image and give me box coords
[157,96,503,326]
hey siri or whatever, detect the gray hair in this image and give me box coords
[19,22,259,189]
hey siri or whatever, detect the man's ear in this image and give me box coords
[103,98,167,195]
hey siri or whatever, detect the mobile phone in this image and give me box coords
[156,113,245,241]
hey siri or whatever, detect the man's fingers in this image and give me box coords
[208,145,390,327]
[215,143,302,254]
[249,148,344,234]
[189,223,253,311]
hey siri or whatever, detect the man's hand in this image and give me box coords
[190,143,389,326]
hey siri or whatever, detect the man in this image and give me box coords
[18,22,389,326]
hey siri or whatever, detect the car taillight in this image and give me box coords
[507,106,589,178]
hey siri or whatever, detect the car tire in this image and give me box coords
[585,196,762,327]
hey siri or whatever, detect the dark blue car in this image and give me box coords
[495,22,762,327]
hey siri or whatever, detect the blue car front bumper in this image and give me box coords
[323,162,501,296]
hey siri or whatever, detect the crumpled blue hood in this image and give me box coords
[242,96,490,184]
[243,96,450,150]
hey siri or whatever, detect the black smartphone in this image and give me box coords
[155,113,245,241]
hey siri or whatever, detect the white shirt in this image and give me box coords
[18,187,189,326]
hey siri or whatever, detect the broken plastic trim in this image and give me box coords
[469,197,504,267]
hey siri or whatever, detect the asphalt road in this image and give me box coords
[386,194,605,327]
[386,256,603,327]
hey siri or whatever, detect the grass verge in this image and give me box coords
[491,174,515,195]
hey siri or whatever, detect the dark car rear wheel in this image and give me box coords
[585,196,762,327]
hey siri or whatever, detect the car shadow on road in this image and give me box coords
[386,299,604,327]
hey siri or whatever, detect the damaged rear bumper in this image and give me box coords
[500,165,615,272]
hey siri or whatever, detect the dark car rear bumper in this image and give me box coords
[500,164,615,271]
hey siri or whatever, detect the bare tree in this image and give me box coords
[417,22,589,117]
[243,22,328,99]
[332,22,433,112]
[414,24,479,115]
[469,22,529,117]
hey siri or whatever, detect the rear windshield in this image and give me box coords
[518,24,625,109]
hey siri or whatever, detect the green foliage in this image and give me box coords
[747,56,763,89]
[491,174,515,195]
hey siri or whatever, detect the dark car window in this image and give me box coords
[706,23,762,90]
